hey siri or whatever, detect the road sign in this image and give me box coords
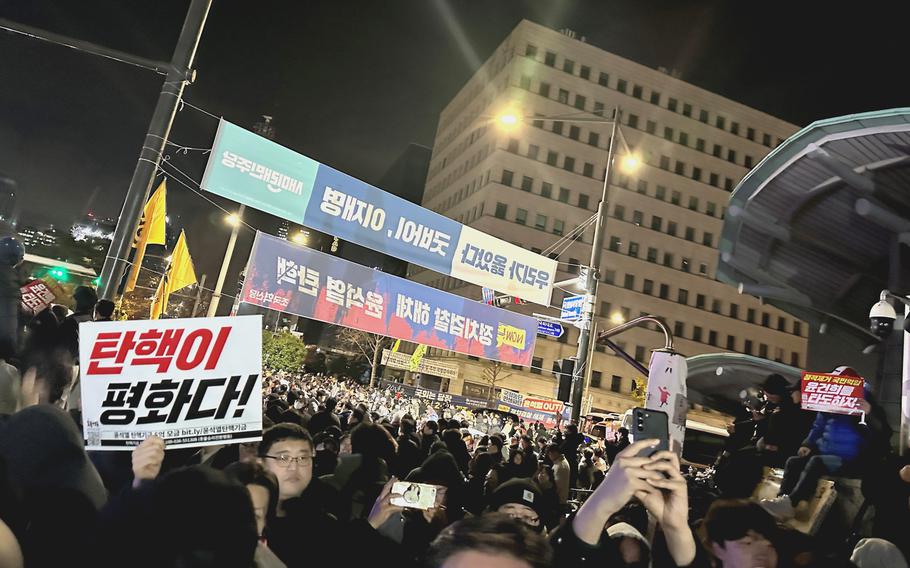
[537,320,565,338]
[560,294,585,321]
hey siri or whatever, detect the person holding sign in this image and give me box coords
[761,367,891,521]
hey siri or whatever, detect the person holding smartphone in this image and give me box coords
[550,439,697,567]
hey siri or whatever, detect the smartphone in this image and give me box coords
[631,407,669,457]
[390,482,439,510]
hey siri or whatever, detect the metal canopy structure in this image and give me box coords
[717,108,910,333]
[686,353,802,414]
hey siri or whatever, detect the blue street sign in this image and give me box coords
[560,294,585,321]
[537,320,565,338]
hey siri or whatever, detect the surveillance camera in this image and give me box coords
[869,298,896,338]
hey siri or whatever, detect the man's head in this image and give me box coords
[759,374,790,404]
[703,500,779,568]
[324,397,337,412]
[487,479,545,532]
[94,299,115,321]
[546,443,562,462]
[607,522,651,567]
[423,420,439,437]
[426,513,552,568]
[565,423,578,435]
[258,423,314,502]
[224,460,279,536]
[72,286,97,313]
[149,466,258,568]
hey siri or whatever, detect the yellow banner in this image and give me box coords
[496,324,526,349]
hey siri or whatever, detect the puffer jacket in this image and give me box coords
[804,412,866,463]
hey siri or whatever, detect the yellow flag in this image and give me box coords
[409,344,427,372]
[151,230,197,319]
[125,180,167,293]
[391,339,401,353]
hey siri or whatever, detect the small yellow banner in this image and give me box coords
[496,324,526,349]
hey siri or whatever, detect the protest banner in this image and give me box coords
[20,279,56,314]
[495,399,568,429]
[79,315,263,450]
[379,379,489,410]
[381,349,459,381]
[240,232,538,366]
[203,120,556,305]
[801,371,865,415]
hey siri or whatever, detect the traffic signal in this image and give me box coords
[552,357,576,403]
[48,266,68,282]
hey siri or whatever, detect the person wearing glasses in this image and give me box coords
[258,423,340,567]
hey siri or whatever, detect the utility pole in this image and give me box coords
[191,273,207,317]
[570,108,620,424]
[96,0,212,300]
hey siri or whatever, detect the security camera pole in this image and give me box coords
[570,108,620,424]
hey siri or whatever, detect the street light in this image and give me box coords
[610,312,625,325]
[208,204,245,317]
[496,106,637,423]
[291,231,307,245]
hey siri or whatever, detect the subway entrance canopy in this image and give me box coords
[718,108,910,333]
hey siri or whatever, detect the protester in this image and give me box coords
[93,299,116,322]
[57,285,97,361]
[545,443,571,506]
[257,423,340,566]
[1,357,906,568]
[762,368,892,520]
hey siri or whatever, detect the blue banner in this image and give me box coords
[241,233,538,366]
[203,120,556,305]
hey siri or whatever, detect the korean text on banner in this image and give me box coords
[20,279,56,314]
[239,232,538,367]
[801,372,865,415]
[202,119,556,305]
[78,315,263,450]
[201,120,320,222]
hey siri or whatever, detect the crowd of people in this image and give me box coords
[1,284,910,567]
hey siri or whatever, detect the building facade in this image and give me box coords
[409,20,808,419]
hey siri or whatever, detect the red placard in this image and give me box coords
[801,372,865,415]
[20,280,57,315]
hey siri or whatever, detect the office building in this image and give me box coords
[411,20,807,418]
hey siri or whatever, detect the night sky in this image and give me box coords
[1,0,908,283]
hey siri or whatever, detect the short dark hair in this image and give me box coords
[546,443,562,456]
[400,417,416,435]
[25,348,73,404]
[426,513,552,568]
[703,499,778,548]
[351,422,397,463]
[424,420,439,434]
[259,423,313,457]
[95,299,115,318]
[566,423,578,434]
[324,397,337,411]
[224,461,279,521]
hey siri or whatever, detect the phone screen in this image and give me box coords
[390,482,438,510]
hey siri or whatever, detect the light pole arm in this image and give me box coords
[597,316,675,351]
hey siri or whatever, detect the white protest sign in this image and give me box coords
[79,315,263,450]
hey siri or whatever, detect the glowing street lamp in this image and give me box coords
[621,154,642,173]
[610,312,625,325]
[291,232,307,245]
[225,213,241,227]
[497,112,520,127]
